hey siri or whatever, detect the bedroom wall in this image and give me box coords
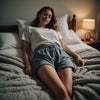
[0,0,97,25]
[0,0,98,39]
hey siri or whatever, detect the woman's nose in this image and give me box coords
[45,15,49,19]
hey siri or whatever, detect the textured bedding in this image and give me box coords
[0,47,100,100]
[72,48,100,100]
[0,54,54,100]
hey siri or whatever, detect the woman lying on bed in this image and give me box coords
[22,6,85,100]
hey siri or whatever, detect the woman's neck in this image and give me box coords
[38,23,46,28]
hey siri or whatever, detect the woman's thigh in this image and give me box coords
[37,65,67,95]
[57,67,73,96]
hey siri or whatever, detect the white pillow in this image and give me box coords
[0,32,22,50]
[57,14,69,41]
[57,14,82,45]
[65,30,82,45]
[16,19,32,38]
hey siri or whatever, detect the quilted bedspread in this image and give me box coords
[0,47,100,100]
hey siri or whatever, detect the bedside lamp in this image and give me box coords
[82,19,95,41]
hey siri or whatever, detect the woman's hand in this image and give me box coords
[76,55,85,66]
[25,65,33,75]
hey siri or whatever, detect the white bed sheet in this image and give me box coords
[67,43,93,52]
[0,48,23,59]
[0,43,94,60]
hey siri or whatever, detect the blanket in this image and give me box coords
[0,47,100,100]
[72,48,100,100]
[0,54,54,100]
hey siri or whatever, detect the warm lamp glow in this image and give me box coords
[82,19,95,30]
[82,19,95,41]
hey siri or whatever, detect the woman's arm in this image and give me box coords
[22,40,33,75]
[59,39,85,66]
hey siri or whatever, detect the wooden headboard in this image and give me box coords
[0,14,76,33]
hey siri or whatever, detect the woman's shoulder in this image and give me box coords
[25,26,37,30]
[26,26,46,30]
[24,26,39,32]
[25,26,59,33]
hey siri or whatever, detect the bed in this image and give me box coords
[0,14,100,100]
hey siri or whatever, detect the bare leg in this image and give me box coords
[57,68,73,97]
[37,65,71,100]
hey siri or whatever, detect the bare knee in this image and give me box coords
[54,87,71,100]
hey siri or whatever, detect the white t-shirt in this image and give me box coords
[22,26,62,52]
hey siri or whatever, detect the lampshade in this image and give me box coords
[82,19,95,30]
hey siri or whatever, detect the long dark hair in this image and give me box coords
[31,6,59,31]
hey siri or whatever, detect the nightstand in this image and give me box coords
[83,39,100,51]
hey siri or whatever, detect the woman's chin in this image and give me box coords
[44,21,49,25]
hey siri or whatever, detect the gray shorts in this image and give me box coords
[31,44,75,75]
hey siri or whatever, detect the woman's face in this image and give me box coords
[38,9,52,28]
